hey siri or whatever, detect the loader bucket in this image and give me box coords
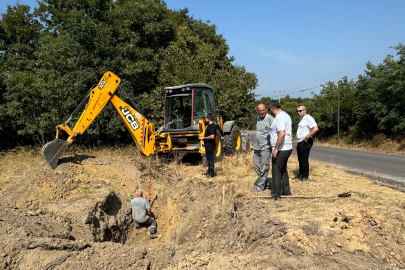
[42,139,71,170]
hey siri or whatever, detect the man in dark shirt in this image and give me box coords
[199,115,217,177]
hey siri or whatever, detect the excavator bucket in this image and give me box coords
[42,139,71,170]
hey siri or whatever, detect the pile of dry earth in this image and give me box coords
[0,148,404,269]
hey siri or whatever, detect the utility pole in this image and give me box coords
[337,81,340,142]
[274,90,284,102]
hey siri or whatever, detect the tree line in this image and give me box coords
[0,0,257,150]
[255,44,405,144]
[1,0,404,150]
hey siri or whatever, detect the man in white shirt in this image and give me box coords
[268,100,293,200]
[295,105,319,181]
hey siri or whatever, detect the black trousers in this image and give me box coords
[205,147,215,176]
[271,149,292,198]
[296,138,313,178]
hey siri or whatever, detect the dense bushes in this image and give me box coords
[1,1,404,150]
[0,0,258,150]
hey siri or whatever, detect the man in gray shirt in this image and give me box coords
[130,189,159,239]
[252,103,274,192]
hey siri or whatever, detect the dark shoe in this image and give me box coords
[268,196,281,201]
[283,192,292,196]
[282,186,291,195]
[293,174,302,179]
[299,177,308,181]
[150,234,159,239]
[135,223,141,229]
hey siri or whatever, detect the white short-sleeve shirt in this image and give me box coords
[270,111,293,151]
[296,115,317,142]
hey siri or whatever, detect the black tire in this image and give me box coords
[214,129,224,161]
[224,125,242,154]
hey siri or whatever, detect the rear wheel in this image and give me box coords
[224,125,242,154]
[214,130,223,161]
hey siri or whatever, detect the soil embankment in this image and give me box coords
[0,149,404,269]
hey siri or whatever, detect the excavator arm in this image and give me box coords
[42,71,172,169]
[109,94,172,156]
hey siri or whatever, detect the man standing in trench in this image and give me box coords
[295,104,319,181]
[130,189,159,239]
[268,100,293,200]
[251,104,274,192]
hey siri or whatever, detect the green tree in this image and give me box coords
[30,0,176,146]
[354,43,405,139]
[0,4,43,148]
[310,77,356,139]
[210,65,257,128]
[0,0,259,149]
[142,10,257,128]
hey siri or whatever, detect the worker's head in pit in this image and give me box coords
[136,189,143,197]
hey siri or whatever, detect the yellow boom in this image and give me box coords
[42,71,173,169]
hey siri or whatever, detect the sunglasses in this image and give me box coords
[297,110,305,113]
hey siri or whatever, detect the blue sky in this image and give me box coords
[1,0,404,99]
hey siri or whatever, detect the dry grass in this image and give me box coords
[66,145,164,179]
[1,146,404,217]
[0,147,44,182]
[174,150,404,203]
[171,150,405,228]
[0,145,159,184]
[65,145,143,159]
[317,136,405,155]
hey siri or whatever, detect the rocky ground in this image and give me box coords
[0,148,404,269]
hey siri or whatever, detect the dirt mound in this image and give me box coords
[0,149,404,269]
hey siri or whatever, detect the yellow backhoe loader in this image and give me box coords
[42,71,249,169]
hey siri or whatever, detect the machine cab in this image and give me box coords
[163,84,217,130]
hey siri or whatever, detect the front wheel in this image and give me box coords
[214,129,223,161]
[224,125,242,154]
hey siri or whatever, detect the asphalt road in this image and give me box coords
[245,131,405,189]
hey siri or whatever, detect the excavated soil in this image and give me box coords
[0,149,404,269]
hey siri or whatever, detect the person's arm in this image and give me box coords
[200,134,215,140]
[304,126,318,142]
[147,207,155,220]
[199,124,215,140]
[272,130,285,158]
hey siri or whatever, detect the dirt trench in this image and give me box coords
[0,152,404,269]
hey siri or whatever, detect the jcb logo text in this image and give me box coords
[122,108,139,131]
[99,77,108,90]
